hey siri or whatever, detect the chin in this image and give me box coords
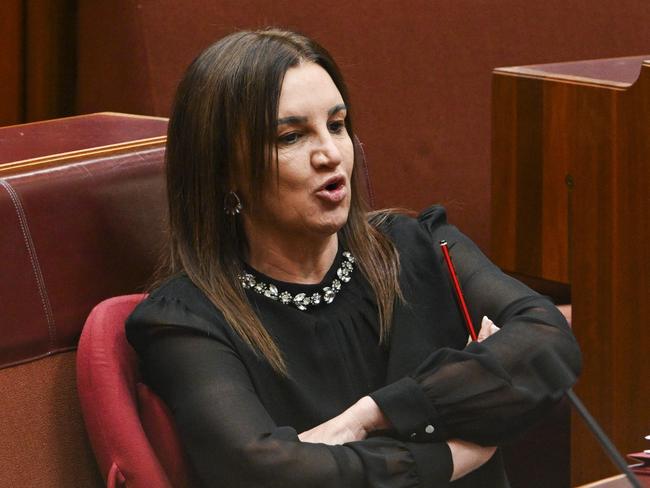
[314,207,350,236]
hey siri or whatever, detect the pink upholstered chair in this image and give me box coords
[77,294,191,488]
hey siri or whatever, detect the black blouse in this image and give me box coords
[126,205,581,487]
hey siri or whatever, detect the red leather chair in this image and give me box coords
[0,113,167,487]
[77,294,191,488]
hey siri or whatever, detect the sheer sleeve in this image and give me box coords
[128,298,454,488]
[371,206,582,445]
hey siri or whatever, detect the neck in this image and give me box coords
[244,223,339,284]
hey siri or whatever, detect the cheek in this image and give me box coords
[272,159,311,207]
[277,167,310,196]
[265,171,308,217]
[342,138,354,173]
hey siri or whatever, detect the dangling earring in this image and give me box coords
[224,191,243,216]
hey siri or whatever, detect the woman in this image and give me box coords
[126,29,581,487]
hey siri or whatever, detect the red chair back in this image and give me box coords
[77,294,191,488]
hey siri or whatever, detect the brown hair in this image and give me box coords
[162,28,401,373]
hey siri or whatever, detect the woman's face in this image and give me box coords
[246,62,354,242]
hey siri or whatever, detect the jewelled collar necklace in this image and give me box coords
[239,251,356,311]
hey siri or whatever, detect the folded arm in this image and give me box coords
[370,207,582,445]
[142,330,456,488]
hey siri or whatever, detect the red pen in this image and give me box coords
[439,240,478,341]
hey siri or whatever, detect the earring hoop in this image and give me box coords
[224,191,243,216]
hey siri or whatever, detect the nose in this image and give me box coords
[311,131,342,168]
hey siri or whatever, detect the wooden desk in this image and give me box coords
[491,56,650,485]
[577,473,650,488]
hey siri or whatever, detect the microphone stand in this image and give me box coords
[565,388,641,488]
[532,350,642,488]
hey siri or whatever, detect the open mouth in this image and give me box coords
[320,176,344,192]
[315,176,347,203]
[325,181,341,191]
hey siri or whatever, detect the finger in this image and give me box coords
[477,316,490,341]
[478,316,496,342]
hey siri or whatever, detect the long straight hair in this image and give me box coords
[163,29,402,374]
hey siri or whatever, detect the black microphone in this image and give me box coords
[531,349,642,488]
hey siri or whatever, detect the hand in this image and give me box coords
[299,396,391,445]
[447,439,497,481]
[467,315,500,345]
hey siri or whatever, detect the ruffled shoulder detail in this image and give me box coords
[370,205,450,255]
[370,209,420,242]
[125,275,232,354]
[416,205,448,233]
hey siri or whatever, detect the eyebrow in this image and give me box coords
[277,115,307,126]
[276,103,347,126]
[328,103,347,116]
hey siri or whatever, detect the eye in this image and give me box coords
[278,132,301,145]
[328,120,346,134]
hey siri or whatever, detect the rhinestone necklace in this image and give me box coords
[239,251,356,311]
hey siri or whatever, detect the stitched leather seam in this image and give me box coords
[0,179,57,347]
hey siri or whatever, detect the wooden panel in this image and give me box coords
[77,0,650,254]
[540,83,571,282]
[491,73,570,284]
[0,0,23,125]
[492,57,650,485]
[610,65,650,465]
[569,86,618,486]
[24,0,76,121]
